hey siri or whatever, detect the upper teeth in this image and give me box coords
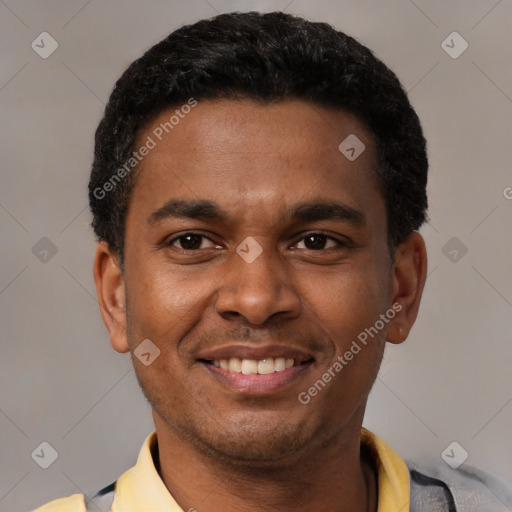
[212,357,296,374]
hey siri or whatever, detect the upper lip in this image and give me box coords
[197,344,315,363]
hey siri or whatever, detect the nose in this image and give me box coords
[215,244,301,325]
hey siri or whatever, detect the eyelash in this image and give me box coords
[165,231,349,251]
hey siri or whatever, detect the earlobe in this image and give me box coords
[93,242,130,353]
[386,232,427,345]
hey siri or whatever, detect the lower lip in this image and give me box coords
[200,362,313,395]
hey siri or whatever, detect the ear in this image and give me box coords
[386,232,427,344]
[93,241,129,353]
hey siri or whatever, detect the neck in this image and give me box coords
[152,414,377,512]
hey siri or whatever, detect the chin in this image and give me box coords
[187,415,320,465]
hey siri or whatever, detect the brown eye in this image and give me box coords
[296,233,343,250]
[168,233,217,250]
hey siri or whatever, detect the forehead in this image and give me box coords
[130,99,383,226]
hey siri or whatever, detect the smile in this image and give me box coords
[209,357,305,374]
[197,344,315,394]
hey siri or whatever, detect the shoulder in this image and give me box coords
[31,481,116,512]
[30,493,86,512]
[406,458,512,512]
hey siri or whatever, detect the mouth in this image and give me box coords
[197,345,315,395]
[201,356,310,374]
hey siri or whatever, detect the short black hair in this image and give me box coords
[89,11,428,264]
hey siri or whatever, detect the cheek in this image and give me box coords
[306,271,387,401]
[125,264,210,351]
[306,265,388,343]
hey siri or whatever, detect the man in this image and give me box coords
[34,11,511,512]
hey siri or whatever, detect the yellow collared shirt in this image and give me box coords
[32,427,410,512]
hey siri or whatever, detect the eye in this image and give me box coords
[294,232,346,250]
[168,232,219,251]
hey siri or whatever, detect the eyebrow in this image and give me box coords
[289,200,364,226]
[147,199,229,224]
[147,198,365,226]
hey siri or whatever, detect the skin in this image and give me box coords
[94,99,427,512]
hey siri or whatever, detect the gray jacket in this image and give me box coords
[407,459,512,512]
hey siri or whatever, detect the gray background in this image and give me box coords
[1,0,511,510]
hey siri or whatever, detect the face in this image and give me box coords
[98,99,414,464]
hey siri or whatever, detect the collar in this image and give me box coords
[114,428,410,512]
[361,427,410,511]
